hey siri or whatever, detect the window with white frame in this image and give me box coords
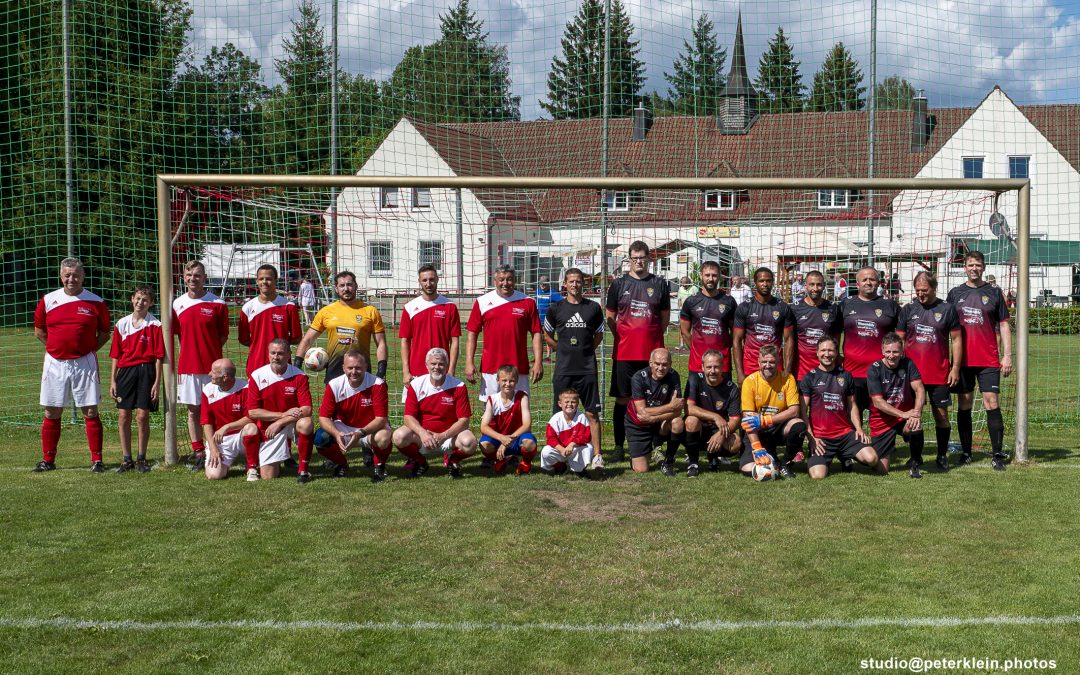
[412,187,432,208]
[1009,156,1030,180]
[704,190,737,210]
[601,190,632,211]
[369,241,392,275]
[380,187,399,209]
[818,189,850,209]
[963,157,984,179]
[419,240,443,271]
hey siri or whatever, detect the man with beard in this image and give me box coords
[679,260,738,381]
[732,267,796,384]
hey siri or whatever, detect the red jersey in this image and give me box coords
[897,299,960,385]
[238,295,302,376]
[605,273,670,361]
[400,295,461,377]
[840,296,900,378]
[403,374,471,434]
[798,367,856,439]
[199,379,249,436]
[485,390,528,435]
[545,410,592,448]
[946,283,1009,368]
[466,290,540,373]
[247,364,312,432]
[172,292,229,374]
[35,288,110,360]
[319,372,389,429]
[109,313,165,368]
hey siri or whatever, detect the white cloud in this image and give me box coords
[188,0,1080,118]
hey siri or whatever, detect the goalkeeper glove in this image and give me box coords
[292,356,304,370]
[376,359,387,380]
[740,413,773,432]
[751,441,772,466]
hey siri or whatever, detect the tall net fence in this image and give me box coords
[3,0,1078,448]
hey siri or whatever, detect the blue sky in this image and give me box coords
[190,0,1080,119]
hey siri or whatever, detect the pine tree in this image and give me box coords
[664,14,726,116]
[807,42,865,112]
[874,75,917,111]
[754,27,804,114]
[541,0,645,119]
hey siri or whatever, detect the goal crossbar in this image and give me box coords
[156,175,1031,465]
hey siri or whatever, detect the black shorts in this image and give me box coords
[951,367,1000,395]
[552,371,601,414]
[806,431,868,467]
[853,378,871,414]
[114,362,158,412]
[925,383,952,408]
[625,418,666,458]
[694,423,739,457]
[739,426,785,465]
[610,359,648,399]
[871,423,923,458]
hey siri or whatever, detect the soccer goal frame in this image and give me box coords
[156,175,1032,465]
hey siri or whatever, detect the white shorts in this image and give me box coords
[541,443,595,473]
[217,429,292,468]
[478,372,530,401]
[419,435,456,458]
[40,353,100,408]
[331,420,390,449]
[178,374,212,406]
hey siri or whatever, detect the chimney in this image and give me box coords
[911,90,929,151]
[717,13,758,134]
[632,103,652,141]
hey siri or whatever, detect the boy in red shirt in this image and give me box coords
[109,285,165,473]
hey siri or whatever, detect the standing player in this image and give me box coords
[238,264,302,377]
[541,388,596,478]
[316,351,393,482]
[478,365,539,474]
[465,265,543,400]
[393,348,477,478]
[605,241,671,462]
[896,271,962,471]
[947,251,1012,470]
[295,271,388,382]
[109,285,165,473]
[867,334,927,477]
[674,276,697,351]
[543,267,605,461]
[679,260,738,381]
[533,275,562,361]
[34,257,111,472]
[732,267,796,384]
[172,260,229,469]
[684,350,742,476]
[201,358,262,482]
[799,337,880,479]
[739,345,806,479]
[248,338,315,483]
[624,348,683,475]
[790,271,842,383]
[840,267,900,420]
[400,264,461,389]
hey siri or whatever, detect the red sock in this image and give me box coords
[42,417,61,462]
[318,445,347,467]
[191,439,205,454]
[85,417,103,462]
[297,432,314,473]
[520,449,537,467]
[242,433,261,470]
[372,444,391,466]
[398,443,425,464]
[448,449,469,464]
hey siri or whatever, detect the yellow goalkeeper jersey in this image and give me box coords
[741,370,798,416]
[311,300,385,364]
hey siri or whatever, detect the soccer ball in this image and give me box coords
[752,462,776,482]
[303,347,328,371]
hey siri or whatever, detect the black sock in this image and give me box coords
[957,409,973,455]
[664,432,681,463]
[908,430,925,465]
[986,408,1005,457]
[613,403,627,448]
[137,453,146,461]
[123,454,133,462]
[686,430,701,465]
[785,422,806,464]
[935,425,951,458]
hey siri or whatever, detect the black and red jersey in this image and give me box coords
[733,296,794,376]
[606,273,670,361]
[790,299,842,380]
[680,290,738,372]
[840,296,900,378]
[866,357,922,435]
[798,366,856,439]
[897,299,960,385]
[946,283,1009,368]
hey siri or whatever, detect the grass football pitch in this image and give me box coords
[1,326,1079,672]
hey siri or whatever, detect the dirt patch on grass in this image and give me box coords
[531,489,673,523]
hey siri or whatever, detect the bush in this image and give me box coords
[1022,308,1080,335]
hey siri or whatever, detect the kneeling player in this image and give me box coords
[316,351,392,481]
[393,348,477,478]
[625,348,684,475]
[478,364,538,474]
[684,350,741,476]
[541,388,595,478]
[201,358,262,481]
[799,337,879,479]
[738,345,806,479]
[868,333,927,478]
[247,338,315,483]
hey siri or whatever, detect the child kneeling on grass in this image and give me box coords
[478,364,538,474]
[541,388,596,479]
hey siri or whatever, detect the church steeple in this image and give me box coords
[718,13,758,134]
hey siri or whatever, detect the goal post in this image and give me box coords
[155,174,1031,466]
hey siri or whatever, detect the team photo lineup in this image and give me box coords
[34,239,1012,483]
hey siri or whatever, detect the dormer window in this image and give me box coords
[818,189,850,209]
[602,190,641,212]
[704,190,737,211]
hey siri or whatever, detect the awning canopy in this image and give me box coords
[951,238,1080,266]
